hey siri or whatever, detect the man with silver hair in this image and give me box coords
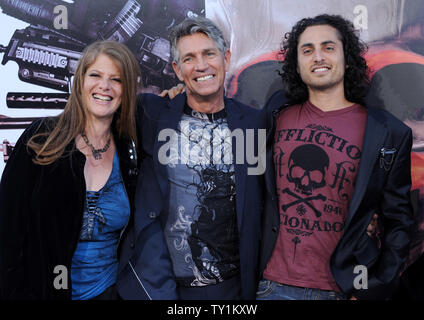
[116,16,266,300]
[169,17,229,64]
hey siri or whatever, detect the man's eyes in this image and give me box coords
[302,46,335,54]
[182,52,215,62]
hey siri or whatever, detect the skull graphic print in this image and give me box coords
[263,101,368,292]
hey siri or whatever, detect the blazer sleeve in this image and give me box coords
[129,218,178,300]
[356,127,415,300]
[0,122,40,299]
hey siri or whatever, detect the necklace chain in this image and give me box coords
[81,132,111,160]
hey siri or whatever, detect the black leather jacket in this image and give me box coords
[0,118,138,299]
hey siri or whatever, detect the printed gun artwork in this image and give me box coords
[0,0,205,163]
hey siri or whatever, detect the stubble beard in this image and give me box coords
[304,76,344,93]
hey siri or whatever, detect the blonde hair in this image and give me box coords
[28,40,141,165]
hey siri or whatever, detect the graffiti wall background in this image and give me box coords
[0,0,423,295]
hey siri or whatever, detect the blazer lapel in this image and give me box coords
[153,94,186,199]
[226,98,246,231]
[265,103,290,206]
[344,107,388,229]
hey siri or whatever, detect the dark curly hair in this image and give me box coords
[280,14,370,105]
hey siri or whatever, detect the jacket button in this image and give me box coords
[272,226,278,232]
[148,211,156,219]
[130,242,135,249]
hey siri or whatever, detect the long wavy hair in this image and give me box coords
[280,14,370,105]
[27,40,141,165]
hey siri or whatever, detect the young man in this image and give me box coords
[258,14,414,300]
[116,16,266,300]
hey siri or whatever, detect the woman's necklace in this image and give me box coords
[81,132,111,160]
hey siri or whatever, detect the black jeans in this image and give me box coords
[90,285,120,300]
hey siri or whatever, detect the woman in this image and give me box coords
[0,40,140,300]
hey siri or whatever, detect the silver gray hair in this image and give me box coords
[169,16,229,64]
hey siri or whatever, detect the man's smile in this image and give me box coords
[311,65,331,73]
[195,74,215,82]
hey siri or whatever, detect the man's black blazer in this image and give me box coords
[117,93,267,300]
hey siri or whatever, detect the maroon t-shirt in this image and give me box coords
[263,101,367,292]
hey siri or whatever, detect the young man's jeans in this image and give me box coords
[256,279,347,300]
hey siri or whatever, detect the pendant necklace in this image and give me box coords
[81,132,111,160]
